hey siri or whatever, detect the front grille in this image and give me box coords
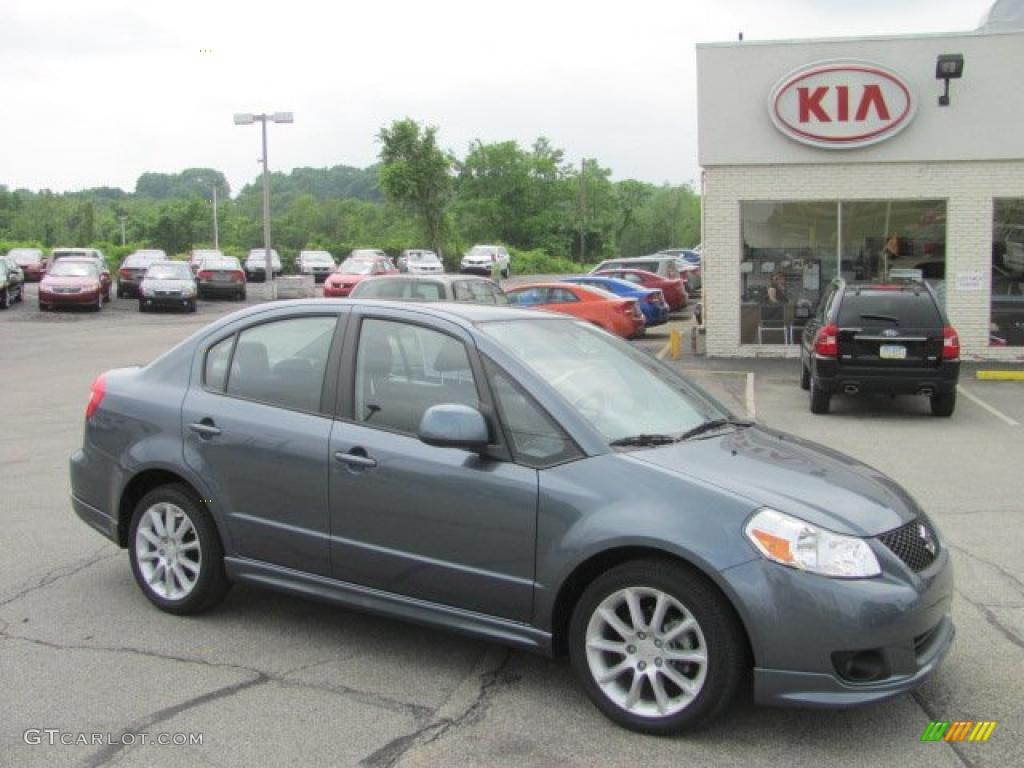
[878,519,939,572]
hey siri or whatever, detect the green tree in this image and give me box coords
[377,119,453,254]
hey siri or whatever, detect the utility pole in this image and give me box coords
[212,184,220,250]
[234,111,294,295]
[118,215,127,246]
[578,158,586,264]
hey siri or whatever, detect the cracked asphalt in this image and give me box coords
[2,288,1023,767]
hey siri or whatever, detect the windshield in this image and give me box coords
[408,251,439,262]
[49,261,97,278]
[351,249,384,259]
[302,252,333,263]
[468,247,497,258]
[124,253,165,267]
[204,258,240,271]
[192,250,222,261]
[480,319,725,443]
[340,259,376,275]
[145,263,192,280]
[357,278,445,300]
[248,250,280,260]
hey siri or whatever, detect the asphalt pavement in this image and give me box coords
[1,284,1021,768]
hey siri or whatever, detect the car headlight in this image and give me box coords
[744,508,881,579]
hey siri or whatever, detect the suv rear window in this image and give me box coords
[837,290,942,328]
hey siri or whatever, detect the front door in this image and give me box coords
[328,314,538,622]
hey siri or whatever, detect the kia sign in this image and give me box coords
[769,60,915,149]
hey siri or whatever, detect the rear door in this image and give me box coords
[182,310,345,576]
[835,289,944,368]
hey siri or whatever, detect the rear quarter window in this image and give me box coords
[837,291,942,327]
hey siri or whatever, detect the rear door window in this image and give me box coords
[837,291,942,327]
[226,316,337,412]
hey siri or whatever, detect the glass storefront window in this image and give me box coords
[740,200,947,345]
[991,198,1024,347]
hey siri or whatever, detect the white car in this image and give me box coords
[400,249,444,275]
[244,249,283,282]
[296,250,336,282]
[460,244,510,278]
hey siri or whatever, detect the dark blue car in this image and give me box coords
[562,276,670,327]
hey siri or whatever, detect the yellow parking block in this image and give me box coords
[976,370,1024,381]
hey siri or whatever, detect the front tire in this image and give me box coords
[129,484,230,615]
[930,390,956,417]
[569,559,745,735]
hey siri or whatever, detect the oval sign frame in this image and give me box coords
[769,59,916,149]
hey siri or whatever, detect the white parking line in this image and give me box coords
[656,341,671,360]
[957,385,1019,426]
[746,372,757,420]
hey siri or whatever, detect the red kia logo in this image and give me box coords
[769,60,915,149]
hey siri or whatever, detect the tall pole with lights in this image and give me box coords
[233,111,294,294]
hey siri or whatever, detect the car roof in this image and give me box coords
[602,255,672,263]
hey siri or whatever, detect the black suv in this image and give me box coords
[799,280,960,416]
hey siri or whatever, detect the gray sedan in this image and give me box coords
[138,261,198,312]
[69,301,953,734]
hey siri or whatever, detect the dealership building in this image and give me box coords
[697,6,1024,360]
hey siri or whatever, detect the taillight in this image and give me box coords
[119,268,130,279]
[197,270,213,280]
[814,323,839,357]
[942,326,960,361]
[86,374,106,420]
[232,271,245,282]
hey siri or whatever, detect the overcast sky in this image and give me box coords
[0,0,995,196]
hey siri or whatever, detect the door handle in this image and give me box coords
[334,450,377,469]
[188,421,222,438]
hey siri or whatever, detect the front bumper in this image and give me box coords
[324,284,355,297]
[199,281,245,297]
[813,359,960,395]
[460,264,495,276]
[722,534,954,708]
[39,289,101,306]
[141,294,194,309]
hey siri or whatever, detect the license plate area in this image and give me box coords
[879,344,907,360]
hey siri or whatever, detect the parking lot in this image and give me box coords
[1,283,1022,768]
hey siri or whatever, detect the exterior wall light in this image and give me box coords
[935,54,964,106]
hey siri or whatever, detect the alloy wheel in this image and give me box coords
[134,502,202,600]
[585,586,708,718]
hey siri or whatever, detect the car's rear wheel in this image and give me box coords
[93,293,102,312]
[800,362,811,391]
[930,390,956,417]
[0,286,10,309]
[809,385,831,414]
[129,484,230,615]
[138,301,147,313]
[569,560,745,735]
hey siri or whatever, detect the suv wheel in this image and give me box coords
[800,362,810,391]
[809,385,831,414]
[569,560,745,734]
[930,390,956,417]
[129,484,230,615]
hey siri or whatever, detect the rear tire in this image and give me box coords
[800,362,811,391]
[0,287,9,309]
[93,293,102,312]
[129,483,231,615]
[930,390,956,417]
[810,385,831,414]
[138,300,147,313]
[16,285,24,303]
[569,559,746,735]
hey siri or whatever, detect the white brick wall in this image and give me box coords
[702,161,1024,361]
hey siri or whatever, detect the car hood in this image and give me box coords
[625,426,920,537]
[329,274,368,285]
[142,279,192,291]
[42,275,98,288]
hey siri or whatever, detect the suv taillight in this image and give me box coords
[86,374,106,420]
[942,326,960,361]
[814,323,839,357]
[232,271,245,282]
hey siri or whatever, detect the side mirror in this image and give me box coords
[418,404,489,451]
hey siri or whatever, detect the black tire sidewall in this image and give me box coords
[128,484,229,615]
[568,559,745,735]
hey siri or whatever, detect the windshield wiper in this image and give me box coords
[678,418,753,442]
[609,433,678,448]
[859,313,899,324]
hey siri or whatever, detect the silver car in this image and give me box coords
[399,249,444,275]
[138,261,198,313]
[297,250,336,282]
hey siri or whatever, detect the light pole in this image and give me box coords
[118,215,127,247]
[212,184,220,250]
[233,111,294,294]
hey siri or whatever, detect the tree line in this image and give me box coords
[0,119,700,272]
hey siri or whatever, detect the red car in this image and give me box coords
[9,248,46,281]
[505,282,645,338]
[593,268,687,311]
[38,258,106,312]
[323,256,398,298]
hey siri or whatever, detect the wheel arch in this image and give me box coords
[547,545,756,666]
[116,467,227,550]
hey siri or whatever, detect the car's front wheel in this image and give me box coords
[569,560,745,735]
[129,484,230,615]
